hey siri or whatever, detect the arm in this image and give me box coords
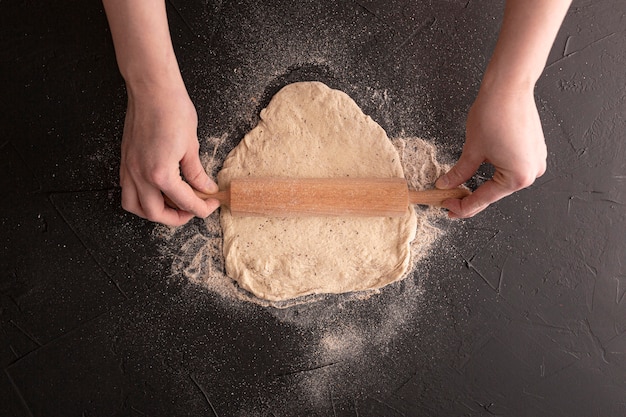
[435,0,572,218]
[103,0,219,226]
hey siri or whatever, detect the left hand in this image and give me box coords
[119,83,220,226]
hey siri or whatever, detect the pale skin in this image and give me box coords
[103,0,571,225]
[103,0,219,226]
[436,0,572,218]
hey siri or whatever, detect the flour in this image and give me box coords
[154,86,455,412]
[217,82,419,302]
[164,132,449,308]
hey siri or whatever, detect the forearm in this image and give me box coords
[482,0,572,92]
[102,0,184,92]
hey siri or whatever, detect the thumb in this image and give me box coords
[180,153,218,194]
[436,152,482,189]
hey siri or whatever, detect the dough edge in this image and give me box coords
[217,81,418,301]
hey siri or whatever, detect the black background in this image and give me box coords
[2,0,626,416]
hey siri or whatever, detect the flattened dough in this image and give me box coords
[217,82,417,301]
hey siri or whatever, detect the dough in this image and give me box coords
[217,82,417,301]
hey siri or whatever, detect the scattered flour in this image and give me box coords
[156,127,454,413]
[162,135,449,309]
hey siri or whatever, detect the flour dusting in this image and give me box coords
[166,135,449,308]
[156,133,456,412]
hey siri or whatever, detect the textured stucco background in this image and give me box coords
[1,1,625,416]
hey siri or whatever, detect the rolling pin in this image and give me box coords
[168,177,470,217]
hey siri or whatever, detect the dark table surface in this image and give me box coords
[2,1,626,416]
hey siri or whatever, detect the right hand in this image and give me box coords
[435,87,547,218]
[119,84,220,226]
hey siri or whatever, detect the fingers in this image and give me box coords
[121,162,214,226]
[121,178,195,226]
[180,151,219,194]
[120,174,141,215]
[435,145,544,218]
[159,174,219,219]
[442,167,544,219]
[435,152,482,190]
[118,89,220,226]
[120,154,220,225]
[441,179,514,219]
[138,183,196,226]
[435,86,548,219]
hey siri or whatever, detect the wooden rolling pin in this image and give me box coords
[167,177,470,217]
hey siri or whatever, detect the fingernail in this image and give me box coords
[205,180,219,193]
[435,175,449,189]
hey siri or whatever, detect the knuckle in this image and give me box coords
[197,206,211,218]
[185,167,206,184]
[537,162,547,178]
[120,199,134,213]
[460,204,483,219]
[122,204,144,219]
[143,207,161,222]
[188,200,211,218]
[448,167,465,182]
[121,195,139,215]
[510,172,535,190]
[148,168,173,187]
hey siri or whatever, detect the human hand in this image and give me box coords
[435,87,547,218]
[119,85,220,226]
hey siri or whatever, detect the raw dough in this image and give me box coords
[217,82,417,301]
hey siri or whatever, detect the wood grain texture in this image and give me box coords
[408,187,471,206]
[182,177,471,217]
[229,177,409,217]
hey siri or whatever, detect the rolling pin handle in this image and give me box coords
[164,189,230,211]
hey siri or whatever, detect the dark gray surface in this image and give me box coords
[2,0,625,416]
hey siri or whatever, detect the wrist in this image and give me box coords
[472,74,538,120]
[122,57,186,96]
[479,63,538,96]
